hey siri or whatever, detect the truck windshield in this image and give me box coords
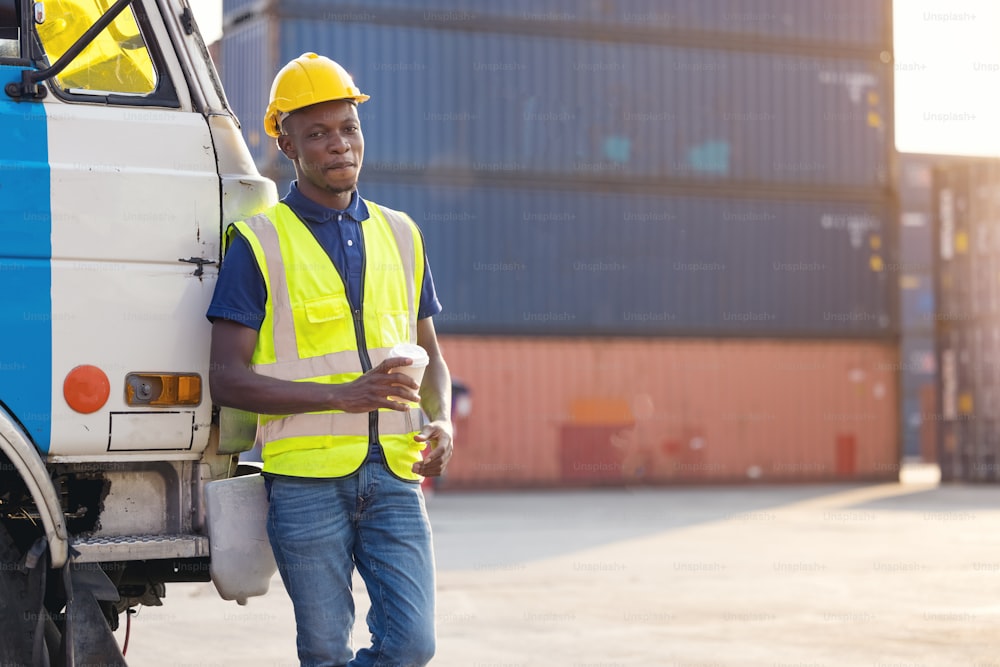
[36,0,156,95]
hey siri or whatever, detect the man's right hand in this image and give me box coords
[210,320,422,415]
[336,357,421,413]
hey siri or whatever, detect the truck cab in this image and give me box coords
[0,0,275,663]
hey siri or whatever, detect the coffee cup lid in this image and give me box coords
[390,343,428,366]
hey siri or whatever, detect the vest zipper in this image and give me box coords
[353,307,371,371]
[306,209,381,456]
[353,228,382,457]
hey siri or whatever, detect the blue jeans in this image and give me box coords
[265,462,436,667]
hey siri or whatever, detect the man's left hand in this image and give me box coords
[412,420,453,477]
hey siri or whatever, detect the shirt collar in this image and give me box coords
[281,181,370,224]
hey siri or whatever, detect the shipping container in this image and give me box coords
[435,336,898,488]
[898,155,938,274]
[223,0,889,51]
[221,13,891,192]
[899,272,934,332]
[900,153,1000,277]
[895,153,1000,470]
[894,154,966,466]
[219,16,270,159]
[934,161,1000,325]
[937,318,1000,481]
[899,333,936,461]
[933,159,1000,481]
[222,0,259,22]
[355,180,893,337]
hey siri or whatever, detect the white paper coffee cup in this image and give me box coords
[388,343,428,401]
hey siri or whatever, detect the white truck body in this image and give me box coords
[0,0,276,662]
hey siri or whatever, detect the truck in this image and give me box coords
[0,0,277,664]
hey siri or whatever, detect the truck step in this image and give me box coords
[71,534,210,563]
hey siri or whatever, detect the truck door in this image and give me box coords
[1,0,221,457]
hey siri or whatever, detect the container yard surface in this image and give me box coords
[115,466,1000,666]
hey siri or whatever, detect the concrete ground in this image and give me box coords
[115,466,1000,666]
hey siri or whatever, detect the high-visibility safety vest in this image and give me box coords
[227,201,426,480]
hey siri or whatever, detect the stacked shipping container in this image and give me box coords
[933,160,1000,482]
[896,154,941,464]
[894,153,999,472]
[220,0,899,486]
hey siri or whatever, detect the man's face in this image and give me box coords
[278,99,364,204]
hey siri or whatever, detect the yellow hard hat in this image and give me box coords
[263,52,369,138]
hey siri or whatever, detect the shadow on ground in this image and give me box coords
[428,483,877,571]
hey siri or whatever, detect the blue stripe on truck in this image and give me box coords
[0,67,52,452]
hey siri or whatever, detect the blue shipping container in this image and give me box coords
[222,0,259,23]
[899,211,934,274]
[221,16,890,190]
[900,334,936,460]
[225,0,888,50]
[220,16,272,161]
[355,180,892,337]
[899,272,935,332]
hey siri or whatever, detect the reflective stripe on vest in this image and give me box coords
[227,201,426,480]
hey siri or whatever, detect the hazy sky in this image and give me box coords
[191,1,1000,158]
[893,0,1000,156]
[191,1,222,44]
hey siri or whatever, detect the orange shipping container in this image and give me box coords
[437,336,899,488]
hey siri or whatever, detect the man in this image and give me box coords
[207,52,452,667]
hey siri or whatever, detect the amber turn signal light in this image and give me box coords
[125,373,202,407]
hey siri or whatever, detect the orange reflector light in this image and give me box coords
[125,373,202,407]
[64,365,111,414]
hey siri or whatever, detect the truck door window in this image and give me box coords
[0,0,17,59]
[35,0,156,95]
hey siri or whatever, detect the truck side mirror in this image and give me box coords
[0,0,18,41]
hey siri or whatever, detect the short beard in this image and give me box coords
[322,181,357,196]
[294,163,359,197]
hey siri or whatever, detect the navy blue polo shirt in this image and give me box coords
[207,182,442,329]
